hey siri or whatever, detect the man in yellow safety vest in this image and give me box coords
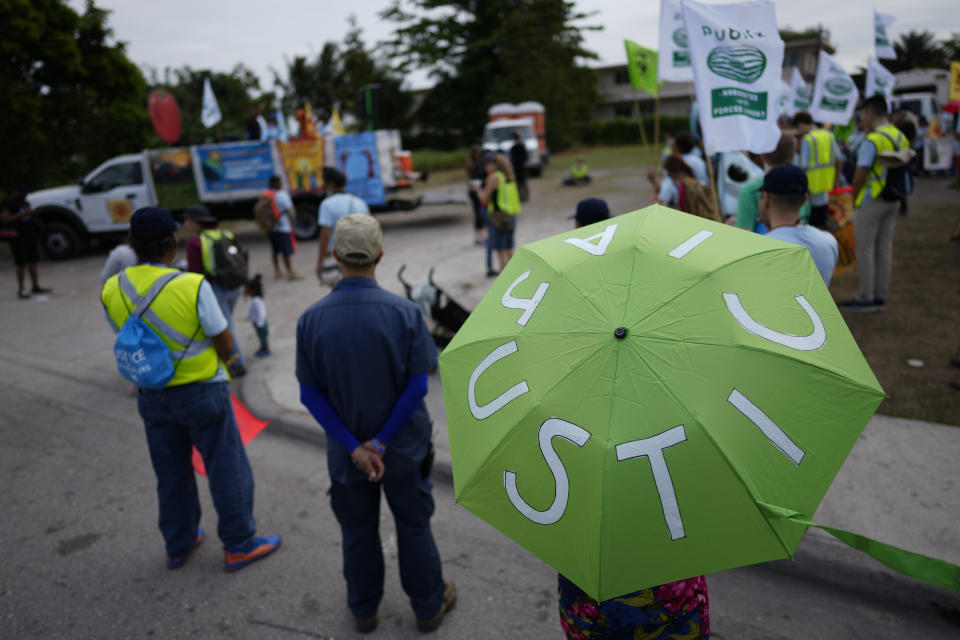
[793,111,843,229]
[839,95,910,313]
[101,207,281,571]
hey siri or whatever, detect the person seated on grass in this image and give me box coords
[563,158,591,186]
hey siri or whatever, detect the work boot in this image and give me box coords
[416,579,456,632]
[353,614,378,633]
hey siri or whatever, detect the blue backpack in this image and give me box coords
[113,271,192,390]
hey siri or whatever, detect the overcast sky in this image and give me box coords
[72,0,956,92]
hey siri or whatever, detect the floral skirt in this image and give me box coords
[558,573,709,639]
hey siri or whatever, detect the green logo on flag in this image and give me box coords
[672,28,688,48]
[876,25,890,47]
[707,46,766,84]
[820,96,849,111]
[711,88,768,120]
[673,51,691,67]
[825,77,853,96]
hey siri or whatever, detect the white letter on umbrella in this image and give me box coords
[502,270,550,327]
[468,340,530,420]
[616,425,688,541]
[564,223,618,256]
[722,293,826,351]
[504,418,591,525]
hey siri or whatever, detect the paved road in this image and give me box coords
[1,169,958,638]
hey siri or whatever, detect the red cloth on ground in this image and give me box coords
[192,393,269,476]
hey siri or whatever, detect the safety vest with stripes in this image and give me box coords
[101,265,219,387]
[856,124,908,207]
[801,129,837,196]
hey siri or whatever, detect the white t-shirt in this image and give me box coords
[248,296,267,328]
[318,192,371,251]
[272,190,293,233]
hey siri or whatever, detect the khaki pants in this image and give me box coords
[853,197,900,303]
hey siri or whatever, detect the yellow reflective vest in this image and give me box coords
[856,124,908,207]
[570,163,589,179]
[101,264,219,387]
[199,228,234,276]
[801,129,837,196]
[492,170,521,216]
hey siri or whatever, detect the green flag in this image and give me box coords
[624,40,659,97]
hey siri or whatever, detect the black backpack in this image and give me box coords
[872,130,913,202]
[205,230,249,289]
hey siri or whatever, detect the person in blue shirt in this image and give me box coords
[758,165,838,285]
[316,168,370,283]
[296,214,455,633]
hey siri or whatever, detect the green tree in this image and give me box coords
[149,65,273,144]
[381,0,599,150]
[273,42,341,116]
[888,30,946,73]
[0,0,150,192]
[940,32,960,63]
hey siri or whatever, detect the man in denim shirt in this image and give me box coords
[296,214,455,633]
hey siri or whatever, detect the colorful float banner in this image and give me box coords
[658,0,693,82]
[279,138,325,193]
[682,0,785,154]
[147,148,200,211]
[334,132,386,206]
[865,56,895,103]
[810,51,858,125]
[874,10,897,60]
[193,141,280,201]
[949,61,960,101]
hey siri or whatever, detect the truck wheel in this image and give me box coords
[293,201,318,240]
[40,222,81,260]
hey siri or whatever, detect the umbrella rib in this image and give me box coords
[631,335,884,397]
[621,339,798,558]
[627,246,798,329]
[519,245,617,329]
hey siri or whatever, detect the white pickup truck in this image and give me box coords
[27,133,422,259]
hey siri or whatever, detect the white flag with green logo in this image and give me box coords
[810,50,858,125]
[786,67,812,117]
[658,0,693,82]
[865,56,895,103]
[681,0,784,154]
[778,81,791,115]
[874,10,897,60]
[201,77,222,129]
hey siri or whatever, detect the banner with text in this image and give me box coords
[786,67,812,117]
[658,0,694,82]
[193,141,279,201]
[810,50,858,125]
[865,56,895,103]
[874,10,897,60]
[682,0,784,154]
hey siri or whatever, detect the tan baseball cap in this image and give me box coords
[334,214,382,264]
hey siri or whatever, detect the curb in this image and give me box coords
[234,375,455,486]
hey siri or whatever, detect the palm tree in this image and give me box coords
[887,30,946,72]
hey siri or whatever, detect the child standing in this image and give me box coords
[245,275,270,357]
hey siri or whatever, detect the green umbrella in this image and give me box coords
[439,205,885,601]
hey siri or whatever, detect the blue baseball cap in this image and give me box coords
[761,165,808,195]
[130,207,178,242]
[570,198,610,226]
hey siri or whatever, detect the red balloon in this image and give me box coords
[149,89,182,145]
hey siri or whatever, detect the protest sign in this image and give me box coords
[874,11,897,60]
[658,0,694,82]
[865,56,895,103]
[625,40,660,96]
[682,0,784,154]
[810,50,858,125]
[786,67,812,117]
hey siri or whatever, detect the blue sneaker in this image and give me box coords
[837,299,878,313]
[255,348,271,357]
[167,528,204,569]
[224,535,282,572]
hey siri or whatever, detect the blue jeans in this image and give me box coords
[329,470,444,620]
[138,381,256,557]
[211,283,243,366]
